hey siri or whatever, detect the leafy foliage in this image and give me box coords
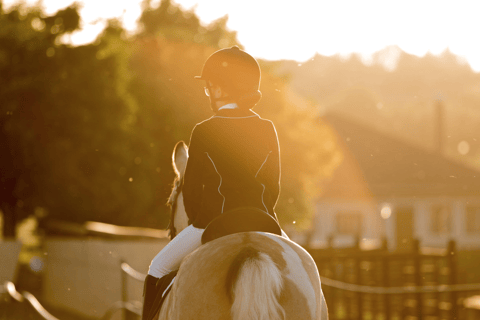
[0,3,138,235]
[0,0,342,238]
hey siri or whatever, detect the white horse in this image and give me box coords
[158,141,328,320]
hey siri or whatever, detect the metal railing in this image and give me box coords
[121,261,147,282]
[1,281,60,320]
[2,272,144,320]
[101,259,148,320]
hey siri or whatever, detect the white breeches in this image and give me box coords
[148,225,290,279]
[148,225,204,278]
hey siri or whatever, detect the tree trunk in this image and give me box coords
[1,204,16,239]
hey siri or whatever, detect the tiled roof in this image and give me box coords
[323,113,480,197]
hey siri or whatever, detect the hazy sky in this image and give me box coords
[4,0,479,71]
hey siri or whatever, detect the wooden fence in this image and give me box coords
[112,236,480,320]
[33,219,480,320]
[307,238,479,320]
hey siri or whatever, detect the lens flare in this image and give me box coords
[380,205,392,220]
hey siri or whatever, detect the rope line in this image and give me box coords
[320,277,480,294]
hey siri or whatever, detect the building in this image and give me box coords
[310,113,480,251]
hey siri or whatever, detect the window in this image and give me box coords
[336,211,362,235]
[466,206,480,234]
[430,205,451,234]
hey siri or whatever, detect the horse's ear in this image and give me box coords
[172,141,188,177]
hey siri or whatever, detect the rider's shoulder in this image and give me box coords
[192,116,215,132]
[251,111,274,125]
[255,115,277,132]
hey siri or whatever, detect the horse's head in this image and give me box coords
[167,141,190,239]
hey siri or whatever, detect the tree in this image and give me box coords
[1,3,82,237]
[0,3,140,236]
[139,0,239,49]
[1,0,344,237]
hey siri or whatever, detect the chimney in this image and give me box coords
[435,100,445,154]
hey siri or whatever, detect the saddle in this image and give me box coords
[201,207,282,244]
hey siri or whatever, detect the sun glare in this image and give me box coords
[2,0,479,71]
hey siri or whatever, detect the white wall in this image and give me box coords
[415,197,480,249]
[43,238,168,319]
[312,200,382,248]
[0,240,22,283]
[415,198,455,248]
[314,196,480,251]
[456,199,480,249]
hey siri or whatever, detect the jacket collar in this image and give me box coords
[214,108,259,118]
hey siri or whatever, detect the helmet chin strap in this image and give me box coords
[210,98,219,112]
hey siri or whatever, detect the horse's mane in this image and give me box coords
[166,141,188,240]
[166,176,182,240]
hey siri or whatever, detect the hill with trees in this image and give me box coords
[273,46,480,169]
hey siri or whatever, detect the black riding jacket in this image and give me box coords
[182,108,280,229]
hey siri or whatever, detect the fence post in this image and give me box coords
[434,256,441,319]
[331,257,338,320]
[120,259,128,320]
[328,235,334,251]
[327,235,336,320]
[321,259,332,320]
[342,257,351,320]
[447,240,457,320]
[381,236,388,252]
[413,238,423,320]
[355,236,362,320]
[382,238,390,320]
[120,259,137,320]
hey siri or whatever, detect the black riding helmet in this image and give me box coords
[195,46,262,109]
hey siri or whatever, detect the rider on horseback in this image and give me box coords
[142,46,288,320]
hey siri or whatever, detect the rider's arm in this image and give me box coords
[182,125,205,225]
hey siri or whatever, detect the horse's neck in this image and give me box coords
[174,192,189,234]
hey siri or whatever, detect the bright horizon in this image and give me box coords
[3,0,479,71]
